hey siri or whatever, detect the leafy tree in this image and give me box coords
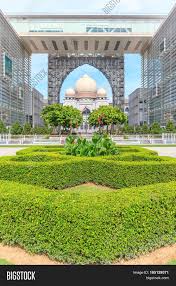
[10,122,23,135]
[89,106,127,133]
[135,125,142,134]
[141,123,150,134]
[32,126,52,135]
[0,120,7,134]
[61,106,82,134]
[41,104,82,134]
[166,121,175,133]
[22,122,32,135]
[150,122,162,134]
[122,123,134,134]
[41,104,63,130]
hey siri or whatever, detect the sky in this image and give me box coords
[1,0,176,100]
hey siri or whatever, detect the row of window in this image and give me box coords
[86,27,132,33]
[29,27,133,33]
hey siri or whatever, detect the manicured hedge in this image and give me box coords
[1,157,176,189]
[102,153,172,162]
[16,146,64,155]
[9,152,171,163]
[11,153,71,162]
[0,180,175,264]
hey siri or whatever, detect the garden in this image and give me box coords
[0,134,175,264]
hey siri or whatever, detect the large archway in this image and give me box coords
[48,56,124,108]
[60,64,113,103]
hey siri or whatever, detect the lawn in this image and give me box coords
[0,145,175,264]
[167,260,176,265]
[0,259,12,265]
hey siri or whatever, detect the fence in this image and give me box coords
[0,134,176,145]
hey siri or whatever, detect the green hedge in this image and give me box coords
[10,153,72,162]
[16,146,64,155]
[0,180,175,264]
[9,152,171,163]
[102,153,171,162]
[16,146,157,156]
[1,157,176,189]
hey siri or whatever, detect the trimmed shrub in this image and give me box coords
[0,180,175,264]
[102,153,172,162]
[16,146,64,155]
[11,153,71,162]
[1,158,176,189]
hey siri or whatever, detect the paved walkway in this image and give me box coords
[0,243,175,265]
[0,148,24,157]
[145,147,176,158]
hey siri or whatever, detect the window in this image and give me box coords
[86,26,132,33]
[160,38,166,53]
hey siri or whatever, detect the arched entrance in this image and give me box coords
[48,56,124,108]
[60,63,113,102]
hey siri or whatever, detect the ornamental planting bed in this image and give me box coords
[0,145,175,264]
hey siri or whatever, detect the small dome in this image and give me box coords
[97,88,107,97]
[75,74,97,93]
[65,88,75,97]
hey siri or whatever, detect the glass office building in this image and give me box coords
[0,11,31,126]
[142,5,176,126]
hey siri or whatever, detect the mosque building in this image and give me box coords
[63,74,109,132]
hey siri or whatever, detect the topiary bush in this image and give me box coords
[0,157,176,189]
[0,180,175,264]
[65,134,118,157]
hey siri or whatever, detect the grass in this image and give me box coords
[0,258,12,265]
[0,145,175,264]
[0,180,175,264]
[167,260,176,265]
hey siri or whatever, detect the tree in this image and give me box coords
[41,104,82,134]
[141,123,150,134]
[89,106,127,133]
[122,123,135,134]
[10,121,23,135]
[0,120,7,134]
[135,125,142,134]
[61,106,83,134]
[150,122,162,134]
[22,122,32,135]
[41,104,63,131]
[32,126,52,135]
[166,121,175,133]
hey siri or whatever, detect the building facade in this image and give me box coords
[2,9,176,127]
[8,13,165,112]
[128,88,147,126]
[63,74,109,132]
[32,88,45,127]
[142,4,176,126]
[0,10,31,126]
[48,56,124,108]
[124,97,129,117]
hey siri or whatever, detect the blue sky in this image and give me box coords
[1,0,175,99]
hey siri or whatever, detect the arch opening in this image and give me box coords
[60,64,113,103]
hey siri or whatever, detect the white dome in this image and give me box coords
[97,88,107,97]
[75,74,97,93]
[65,88,75,97]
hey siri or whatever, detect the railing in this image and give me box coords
[0,134,176,145]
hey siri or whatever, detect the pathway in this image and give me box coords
[0,147,24,157]
[145,147,176,158]
[0,243,175,265]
